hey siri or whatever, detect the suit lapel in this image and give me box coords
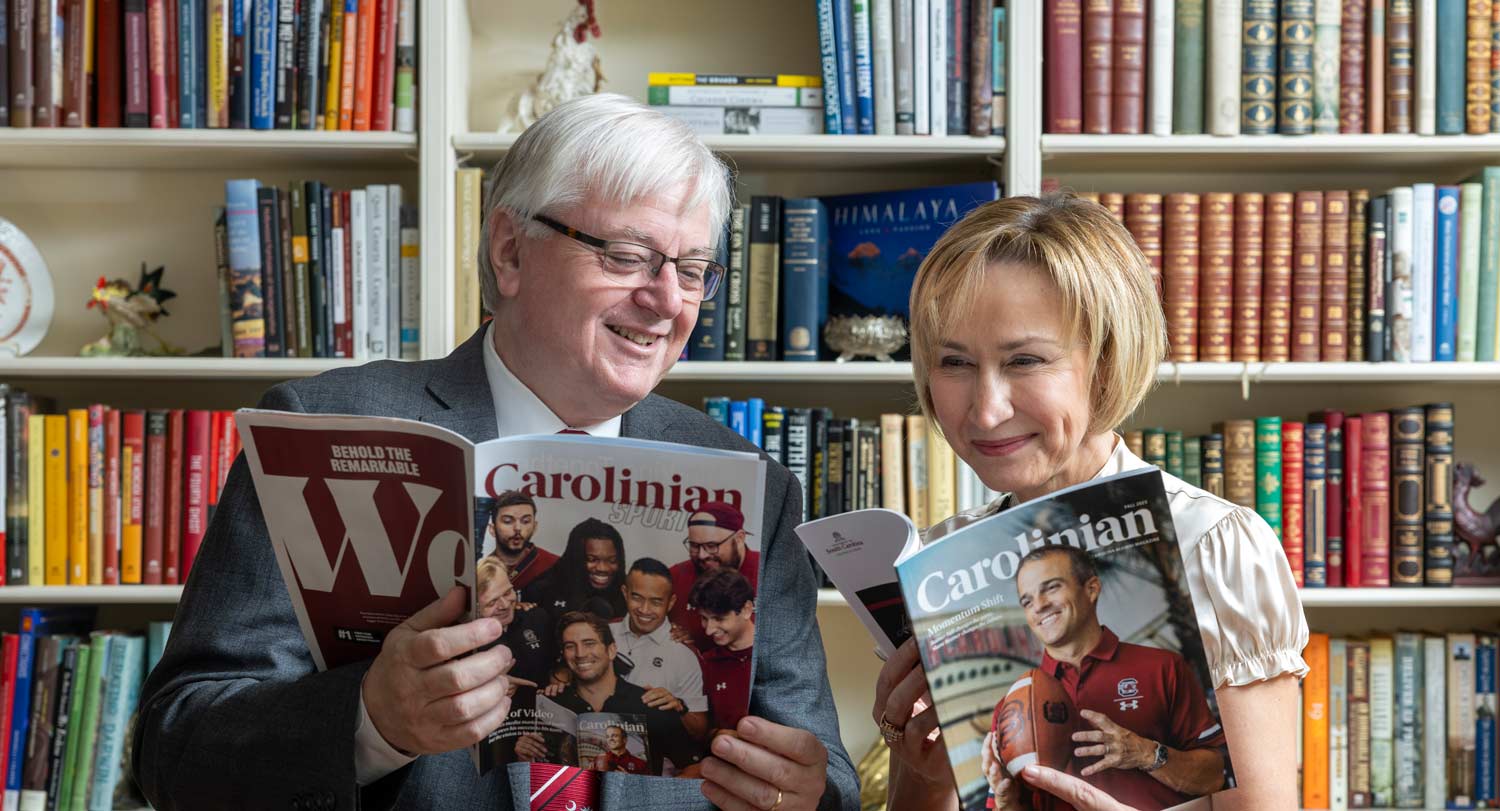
[620,395,670,443]
[419,328,500,443]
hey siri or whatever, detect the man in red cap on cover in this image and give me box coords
[668,501,759,651]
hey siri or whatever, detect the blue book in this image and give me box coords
[1303,423,1326,587]
[780,198,829,361]
[147,621,172,673]
[703,397,731,427]
[196,0,208,126]
[815,0,843,133]
[87,635,145,811]
[225,179,267,357]
[819,181,1001,358]
[688,220,730,360]
[833,0,857,133]
[1435,185,1461,361]
[229,0,250,128]
[178,0,199,127]
[852,0,874,134]
[992,6,1005,135]
[747,398,765,448]
[1479,636,1498,804]
[728,400,749,440]
[250,0,277,129]
[4,608,95,803]
[1437,0,1466,134]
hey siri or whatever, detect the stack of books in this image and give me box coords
[647,73,826,136]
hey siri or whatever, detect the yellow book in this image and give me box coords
[43,415,67,586]
[67,409,87,585]
[121,412,142,584]
[646,72,822,87]
[879,414,905,514]
[454,167,484,345]
[926,422,956,524]
[208,0,229,126]
[903,415,928,529]
[26,413,44,585]
[324,0,346,130]
[86,406,104,585]
[1303,632,1332,809]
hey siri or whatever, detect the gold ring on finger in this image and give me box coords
[878,712,906,744]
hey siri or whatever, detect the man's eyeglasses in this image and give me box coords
[533,215,726,301]
[683,538,728,557]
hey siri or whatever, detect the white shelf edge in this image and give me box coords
[818,587,1500,609]
[1042,133,1500,155]
[454,132,1005,169]
[661,361,1500,384]
[0,585,183,604]
[0,128,417,150]
[0,357,369,380]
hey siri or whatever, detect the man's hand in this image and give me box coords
[1071,709,1156,777]
[980,731,1023,811]
[362,586,514,756]
[639,686,686,714]
[1019,765,1138,811]
[669,623,693,645]
[700,717,828,811]
[514,732,548,762]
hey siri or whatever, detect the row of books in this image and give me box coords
[0,393,240,588]
[0,609,169,811]
[1060,178,1500,364]
[1126,404,1474,589]
[1298,632,1497,809]
[812,0,1005,136]
[221,178,419,361]
[0,0,417,131]
[1045,0,1500,136]
[648,73,831,137]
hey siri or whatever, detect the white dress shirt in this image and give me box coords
[354,324,623,785]
[608,619,709,713]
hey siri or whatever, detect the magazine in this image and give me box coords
[801,469,1230,811]
[234,409,768,778]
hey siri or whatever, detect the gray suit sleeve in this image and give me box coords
[131,383,397,811]
[750,471,860,811]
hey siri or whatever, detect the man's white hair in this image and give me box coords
[478,92,734,313]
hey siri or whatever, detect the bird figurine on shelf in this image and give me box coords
[80,263,184,357]
[1455,462,1500,585]
[497,0,605,133]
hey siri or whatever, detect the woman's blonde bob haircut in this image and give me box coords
[909,193,1167,436]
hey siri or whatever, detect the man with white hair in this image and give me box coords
[133,93,856,811]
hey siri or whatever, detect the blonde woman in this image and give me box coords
[872,195,1308,811]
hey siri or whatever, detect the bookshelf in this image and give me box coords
[6,0,1500,806]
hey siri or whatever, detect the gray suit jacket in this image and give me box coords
[132,330,859,811]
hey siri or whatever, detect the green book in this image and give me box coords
[1369,636,1396,806]
[66,633,112,811]
[1182,435,1203,488]
[1142,427,1168,469]
[1467,167,1500,361]
[1392,632,1424,806]
[1172,0,1206,133]
[1436,0,1466,134]
[1277,0,1315,135]
[1311,0,1340,133]
[1458,182,1483,361]
[56,642,93,811]
[1241,0,1278,134]
[1255,416,1283,538]
[1166,431,1184,479]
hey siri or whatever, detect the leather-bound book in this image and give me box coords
[1342,0,1367,132]
[1046,0,1085,132]
[1263,191,1295,362]
[1221,419,1257,510]
[1164,193,1202,362]
[1201,432,1225,497]
[1387,0,1414,133]
[1368,0,1387,133]
[1323,190,1351,361]
[1125,193,1164,298]
[1345,414,1364,587]
[1292,191,1324,362]
[1350,190,1370,361]
[1389,407,1425,587]
[1233,192,1265,362]
[1424,402,1456,586]
[1242,0,1278,133]
[1278,0,1315,134]
[1317,410,1346,587]
[1199,192,1235,361]
[1111,0,1145,132]
[1468,0,1492,134]
[1360,412,1391,587]
[1083,0,1114,132]
[1304,422,1328,587]
[1366,195,1389,362]
[1100,191,1126,222]
[1283,421,1306,587]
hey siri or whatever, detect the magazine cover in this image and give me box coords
[795,508,917,659]
[235,410,767,778]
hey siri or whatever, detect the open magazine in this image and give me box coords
[799,469,1230,811]
[234,410,767,778]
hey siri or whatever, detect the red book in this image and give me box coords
[1233,193,1266,362]
[1045,0,1084,132]
[146,0,168,127]
[123,411,146,584]
[1340,0,1367,133]
[1320,410,1347,588]
[62,0,88,126]
[143,409,168,585]
[1163,193,1202,362]
[207,411,222,525]
[1322,190,1351,361]
[1082,0,1113,133]
[164,408,185,584]
[216,410,236,497]
[1283,422,1306,588]
[1359,412,1390,587]
[1262,192,1295,361]
[1110,0,1144,133]
[1124,193,1164,297]
[1291,191,1324,362]
[351,0,376,131]
[124,0,150,127]
[97,0,125,127]
[164,0,179,127]
[182,410,211,580]
[1198,192,1235,362]
[371,0,397,131]
[1344,414,1363,588]
[0,635,17,781]
[103,408,122,585]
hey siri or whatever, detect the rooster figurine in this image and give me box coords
[1455,462,1500,584]
[80,263,183,357]
[497,0,604,133]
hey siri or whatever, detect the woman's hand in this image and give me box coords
[1019,765,1137,811]
[980,732,1023,811]
[871,638,946,779]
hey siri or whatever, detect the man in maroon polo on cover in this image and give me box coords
[668,501,759,650]
[990,544,1228,811]
[592,725,649,775]
[486,490,558,591]
[689,568,755,735]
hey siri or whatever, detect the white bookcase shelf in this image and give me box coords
[1042,133,1500,172]
[0,586,183,604]
[0,129,418,170]
[0,357,366,380]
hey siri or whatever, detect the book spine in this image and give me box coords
[41,417,64,586]
[786,410,813,523]
[1367,194,1390,362]
[1417,0,1438,133]
[1163,192,1201,361]
[1224,419,1256,508]
[1424,402,1456,586]
[1371,0,1389,133]
[929,0,947,135]
[873,0,896,134]
[834,0,858,132]
[349,188,366,359]
[337,0,355,128]
[249,0,274,128]
[19,635,59,804]
[1350,189,1370,360]
[371,0,394,131]
[303,181,324,357]
[1046,0,1084,132]
[142,410,166,584]
[393,0,412,132]
[1469,0,1493,132]
[1143,427,1167,469]
[124,0,149,126]
[1256,416,1284,539]
[1197,192,1234,361]
[1331,637,1349,810]
[1232,192,1265,360]
[1242,0,1277,133]
[1393,633,1424,805]
[32,0,53,127]
[965,0,989,136]
[65,410,86,585]
[1082,0,1112,132]
[102,409,120,585]
[1411,183,1436,361]
[688,231,729,362]
[163,409,184,584]
[824,420,845,516]
[1345,414,1365,587]
[1322,190,1350,361]
[178,0,197,126]
[25,414,42,587]
[1389,0,1415,132]
[1305,422,1327,587]
[1201,432,1224,497]
[1124,193,1164,297]
[256,187,284,356]
[1477,170,1500,360]
[1350,639,1373,804]
[1342,0,1367,132]
[1361,411,1392,587]
[879,413,906,514]
[1322,411,1346,586]
[147,0,168,126]
[351,0,374,130]
[50,642,85,810]
[1314,0,1341,132]
[746,197,782,361]
[365,184,387,359]
[1476,636,1497,804]
[278,186,299,357]
[723,205,748,362]
[1438,0,1467,132]
[5,397,28,587]
[779,199,824,362]
[852,0,874,134]
[1173,0,1205,132]
[904,414,929,526]
[1282,421,1306,587]
[164,0,180,127]
[1207,0,1240,134]
[1492,0,1500,132]
[1424,635,1448,808]
[1183,434,1202,487]
[1370,636,1396,805]
[8,0,32,128]
[229,0,249,127]
[1459,182,1484,360]
[1304,632,1331,808]
[891,0,912,133]
[913,0,929,133]
[61,0,85,126]
[944,0,967,134]
[1389,186,1415,362]
[1279,0,1315,133]
[1432,188,1461,364]
[66,635,109,809]
[1110,0,1144,132]
[1292,190,1324,361]
[181,410,209,579]
[1449,634,1478,806]
[322,0,343,128]
[208,0,227,126]
[761,404,783,461]
[122,412,143,584]
[1147,0,1172,133]
[399,204,418,360]
[1263,191,1295,361]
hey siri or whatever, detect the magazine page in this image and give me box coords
[895,469,1229,811]
[795,508,920,659]
[470,434,767,779]
[578,713,653,775]
[234,410,476,672]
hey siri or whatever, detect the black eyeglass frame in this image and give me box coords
[532,214,726,301]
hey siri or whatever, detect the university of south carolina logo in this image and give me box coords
[652,656,664,668]
[524,629,540,649]
[1117,678,1140,711]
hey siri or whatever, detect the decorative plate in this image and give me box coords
[0,218,54,357]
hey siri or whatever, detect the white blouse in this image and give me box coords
[925,436,1311,689]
